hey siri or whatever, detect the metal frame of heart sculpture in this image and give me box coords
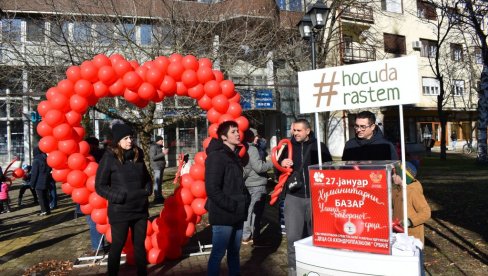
[36,53,249,265]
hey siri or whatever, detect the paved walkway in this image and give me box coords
[0,170,289,275]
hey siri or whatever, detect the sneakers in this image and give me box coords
[242,238,253,245]
[38,211,50,216]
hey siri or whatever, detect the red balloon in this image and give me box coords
[67,170,88,188]
[147,248,164,264]
[93,81,110,98]
[206,108,222,124]
[73,126,85,141]
[217,114,235,124]
[235,116,250,131]
[109,79,125,96]
[68,153,87,170]
[204,80,221,98]
[129,60,140,69]
[160,76,176,96]
[227,102,242,118]
[180,187,194,205]
[66,66,82,82]
[181,70,199,88]
[47,150,68,169]
[193,152,206,166]
[52,168,71,183]
[197,66,215,84]
[191,198,207,216]
[146,68,164,87]
[138,83,157,100]
[135,66,148,81]
[198,58,213,68]
[211,95,230,114]
[89,192,107,209]
[145,236,153,251]
[74,79,94,97]
[169,53,183,63]
[79,203,93,215]
[37,101,52,117]
[189,163,205,181]
[39,136,58,153]
[13,168,25,178]
[154,56,170,74]
[191,180,207,198]
[220,80,236,98]
[113,59,133,77]
[79,141,90,156]
[57,79,75,97]
[197,94,212,110]
[180,174,193,189]
[44,109,65,127]
[53,123,73,140]
[58,139,79,155]
[182,55,199,71]
[229,93,241,103]
[36,121,53,137]
[203,137,212,150]
[71,187,90,204]
[98,65,118,85]
[213,70,224,82]
[61,182,74,195]
[92,54,111,68]
[80,61,99,83]
[109,54,125,64]
[208,123,219,138]
[238,143,246,157]
[70,94,89,113]
[175,82,188,97]
[105,226,113,243]
[86,175,96,192]
[49,94,69,111]
[45,87,60,102]
[91,208,108,225]
[96,223,110,234]
[187,84,204,100]
[83,161,98,177]
[123,71,143,91]
[124,89,140,103]
[167,62,184,82]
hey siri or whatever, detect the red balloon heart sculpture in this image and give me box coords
[269,139,293,205]
[36,53,250,265]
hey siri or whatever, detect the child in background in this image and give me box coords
[0,167,11,213]
[392,161,431,245]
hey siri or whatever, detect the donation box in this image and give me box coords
[309,161,398,255]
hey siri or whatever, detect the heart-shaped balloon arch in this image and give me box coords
[35,53,253,265]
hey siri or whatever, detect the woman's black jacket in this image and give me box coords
[204,139,250,226]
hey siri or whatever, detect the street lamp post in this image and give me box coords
[297,1,330,166]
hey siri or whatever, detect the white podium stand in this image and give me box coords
[295,237,420,276]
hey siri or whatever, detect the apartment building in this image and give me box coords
[0,0,485,164]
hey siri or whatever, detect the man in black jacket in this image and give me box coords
[149,135,168,204]
[280,119,332,275]
[342,111,398,161]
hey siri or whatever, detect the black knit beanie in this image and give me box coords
[112,123,134,145]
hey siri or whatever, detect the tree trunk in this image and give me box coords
[477,66,488,163]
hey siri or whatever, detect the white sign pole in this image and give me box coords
[315,112,322,168]
[399,104,409,236]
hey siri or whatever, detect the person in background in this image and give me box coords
[0,168,11,213]
[279,119,333,276]
[342,111,398,161]
[48,176,57,210]
[241,128,273,245]
[149,135,168,204]
[95,123,152,276]
[450,131,457,151]
[18,164,38,208]
[30,147,53,216]
[205,121,250,276]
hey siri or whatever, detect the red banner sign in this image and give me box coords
[310,169,390,254]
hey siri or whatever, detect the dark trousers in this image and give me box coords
[36,189,50,213]
[108,218,148,276]
[18,185,38,206]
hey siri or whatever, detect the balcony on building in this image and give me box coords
[340,2,374,24]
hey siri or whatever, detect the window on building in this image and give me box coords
[384,33,406,55]
[451,80,464,96]
[73,21,93,43]
[140,24,153,45]
[417,1,437,20]
[277,0,303,12]
[447,7,460,23]
[116,23,136,45]
[51,21,70,43]
[1,19,22,42]
[474,47,483,64]
[422,77,440,95]
[94,22,114,44]
[381,0,402,13]
[451,43,463,62]
[420,39,437,58]
[26,18,45,42]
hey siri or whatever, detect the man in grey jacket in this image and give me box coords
[149,135,168,204]
[242,128,273,244]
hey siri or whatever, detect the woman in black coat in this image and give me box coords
[205,121,250,276]
[95,123,152,276]
[30,147,53,216]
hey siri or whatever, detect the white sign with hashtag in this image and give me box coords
[297,56,420,113]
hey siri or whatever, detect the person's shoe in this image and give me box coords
[241,238,253,245]
[38,212,47,216]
